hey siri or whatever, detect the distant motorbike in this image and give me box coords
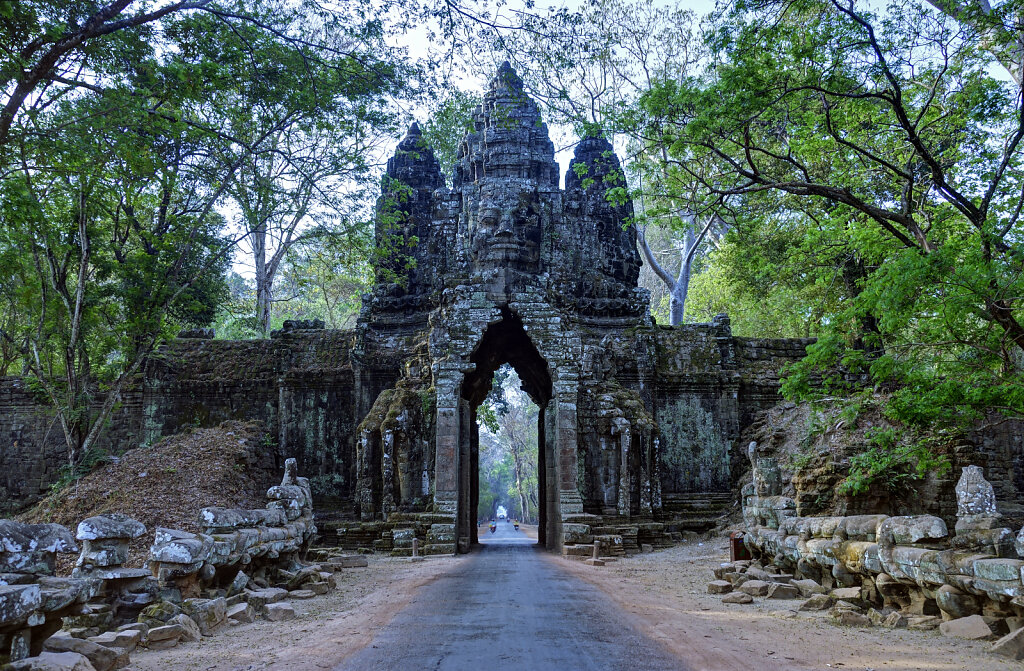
[489,523,497,534]
[513,523,519,531]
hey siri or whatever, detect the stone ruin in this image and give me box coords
[0,460,366,668]
[725,461,1024,659]
[0,64,815,555]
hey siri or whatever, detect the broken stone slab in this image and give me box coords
[829,609,872,627]
[738,580,770,596]
[181,597,226,636]
[3,651,97,671]
[883,611,908,628]
[198,507,287,533]
[0,522,78,575]
[144,623,183,651]
[42,635,126,671]
[150,528,212,565]
[939,614,996,640]
[226,603,255,623]
[168,613,201,643]
[991,627,1024,660]
[722,592,753,604]
[878,515,948,546]
[707,580,732,594]
[87,630,140,652]
[306,581,329,595]
[0,584,41,626]
[75,515,145,542]
[245,588,288,611]
[791,579,826,597]
[288,589,316,600]
[264,602,295,621]
[907,615,943,630]
[285,566,320,590]
[766,583,799,599]
[799,594,834,611]
[137,601,181,627]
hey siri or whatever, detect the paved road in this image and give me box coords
[333,520,690,671]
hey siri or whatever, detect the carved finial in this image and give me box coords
[493,60,524,91]
[407,121,421,136]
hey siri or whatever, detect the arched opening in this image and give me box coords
[457,309,554,551]
[477,366,539,543]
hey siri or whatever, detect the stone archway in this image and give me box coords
[457,310,554,552]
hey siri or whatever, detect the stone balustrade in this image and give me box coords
[0,458,320,666]
[743,464,1024,620]
[148,458,316,598]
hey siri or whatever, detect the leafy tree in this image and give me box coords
[0,0,412,466]
[637,0,1024,425]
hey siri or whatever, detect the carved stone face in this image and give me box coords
[469,186,541,270]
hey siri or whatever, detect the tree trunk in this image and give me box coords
[253,219,271,335]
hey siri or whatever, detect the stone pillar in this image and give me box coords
[553,376,582,551]
[457,397,473,553]
[613,417,631,517]
[432,373,461,517]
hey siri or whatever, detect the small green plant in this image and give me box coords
[48,447,110,495]
[838,401,862,427]
[837,427,950,497]
[799,410,827,449]
[791,449,816,471]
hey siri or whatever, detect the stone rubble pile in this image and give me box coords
[1,459,365,669]
[719,461,1024,660]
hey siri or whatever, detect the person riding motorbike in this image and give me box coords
[488,522,496,534]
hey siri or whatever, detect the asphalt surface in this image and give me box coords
[333,521,691,671]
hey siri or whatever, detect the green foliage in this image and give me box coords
[837,428,950,497]
[422,90,482,177]
[48,447,110,495]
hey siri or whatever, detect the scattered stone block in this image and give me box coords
[722,592,753,604]
[829,610,872,627]
[146,624,184,642]
[289,589,316,600]
[791,579,826,597]
[4,651,97,670]
[713,563,735,579]
[883,612,908,628]
[226,571,249,597]
[181,597,226,636]
[831,587,861,602]
[583,558,605,566]
[115,622,147,637]
[245,588,288,611]
[769,609,798,619]
[307,581,330,595]
[799,594,833,611]
[907,616,942,630]
[226,603,255,624]
[168,614,201,642]
[43,636,123,671]
[707,580,732,594]
[766,583,799,599]
[939,614,996,640]
[991,627,1024,660]
[264,602,295,622]
[86,630,139,652]
[738,580,769,596]
[936,584,980,619]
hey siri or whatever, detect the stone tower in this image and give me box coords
[355,63,670,552]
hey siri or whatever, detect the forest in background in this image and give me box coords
[1,0,1021,498]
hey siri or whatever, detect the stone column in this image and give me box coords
[613,417,631,517]
[553,375,582,553]
[432,373,461,517]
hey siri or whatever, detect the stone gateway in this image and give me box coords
[0,65,811,553]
